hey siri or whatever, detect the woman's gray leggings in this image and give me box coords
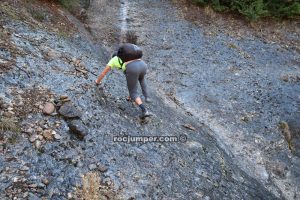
[125,60,148,101]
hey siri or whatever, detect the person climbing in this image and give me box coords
[95,43,152,118]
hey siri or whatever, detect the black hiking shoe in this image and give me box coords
[145,98,152,103]
[140,110,153,118]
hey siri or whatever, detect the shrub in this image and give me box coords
[57,0,79,10]
[38,0,80,10]
[192,0,228,11]
[190,0,300,20]
[231,0,268,20]
[28,7,46,21]
[0,117,21,133]
[0,117,21,144]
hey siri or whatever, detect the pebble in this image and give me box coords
[42,178,49,185]
[54,133,62,140]
[36,127,43,133]
[24,128,34,134]
[12,177,19,182]
[60,95,69,100]
[61,98,71,103]
[38,182,46,188]
[16,90,24,94]
[29,134,38,143]
[98,163,108,172]
[47,49,60,59]
[89,164,97,170]
[7,107,14,111]
[195,192,204,198]
[42,129,54,140]
[43,102,55,115]
[23,192,28,198]
[35,140,42,149]
[3,111,13,118]
[67,193,73,199]
[29,184,37,188]
[16,101,24,107]
[8,110,15,115]
[38,135,44,140]
[21,166,30,171]
[34,103,40,108]
[57,177,64,182]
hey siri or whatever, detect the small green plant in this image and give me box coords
[231,0,268,20]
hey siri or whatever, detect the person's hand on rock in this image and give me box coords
[95,80,102,85]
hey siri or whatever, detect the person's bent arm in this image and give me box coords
[95,66,111,84]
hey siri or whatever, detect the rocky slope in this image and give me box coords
[0,0,299,199]
[122,0,300,199]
